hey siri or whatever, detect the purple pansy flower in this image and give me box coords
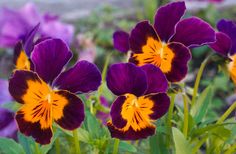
[96,96,110,125]
[0,3,74,48]
[106,63,170,140]
[9,38,101,145]
[209,19,236,84]
[113,1,216,82]
[0,79,17,139]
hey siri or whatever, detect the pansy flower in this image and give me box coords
[209,19,236,84]
[106,63,170,140]
[113,1,215,82]
[9,38,101,144]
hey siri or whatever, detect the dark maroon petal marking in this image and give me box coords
[141,64,168,94]
[106,63,147,96]
[154,1,186,42]
[113,30,130,53]
[107,121,155,140]
[110,96,127,128]
[31,38,72,84]
[53,60,101,94]
[16,111,52,145]
[129,21,159,54]
[170,17,216,48]
[165,42,191,82]
[54,90,85,130]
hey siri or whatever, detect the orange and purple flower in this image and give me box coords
[106,63,170,140]
[113,1,216,82]
[209,19,236,84]
[9,38,101,144]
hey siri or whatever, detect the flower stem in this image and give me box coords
[35,143,41,154]
[112,139,120,154]
[191,54,212,106]
[167,93,176,129]
[182,94,188,138]
[217,101,236,124]
[73,129,81,154]
[55,137,60,154]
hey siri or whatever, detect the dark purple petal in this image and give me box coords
[145,93,170,120]
[31,38,72,84]
[209,32,232,56]
[141,64,168,94]
[113,30,130,53]
[53,60,101,93]
[154,1,186,42]
[23,23,40,56]
[129,21,159,54]
[170,17,216,48]
[110,96,127,128]
[107,121,155,140]
[54,90,85,130]
[165,42,191,82]
[106,63,147,96]
[0,79,12,104]
[217,19,236,55]
[16,110,52,145]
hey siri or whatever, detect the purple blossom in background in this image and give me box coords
[96,96,110,125]
[0,3,74,48]
[0,79,17,139]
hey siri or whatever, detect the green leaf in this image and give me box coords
[0,138,25,154]
[119,141,137,153]
[77,128,90,143]
[17,132,33,154]
[150,132,168,154]
[191,86,213,123]
[172,127,192,154]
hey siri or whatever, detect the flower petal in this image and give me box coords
[31,38,72,84]
[164,42,191,82]
[129,21,160,54]
[9,70,50,104]
[228,54,236,85]
[13,42,33,71]
[16,110,53,145]
[217,19,236,55]
[113,30,130,53]
[53,90,85,130]
[209,32,232,56]
[170,17,216,48]
[154,1,186,42]
[107,120,155,140]
[53,60,101,93]
[106,63,147,96]
[141,64,168,94]
[0,79,12,104]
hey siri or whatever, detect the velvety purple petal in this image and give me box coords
[106,63,147,96]
[0,79,12,104]
[54,90,85,130]
[217,19,236,55]
[170,17,216,48]
[154,1,186,42]
[23,23,40,56]
[165,42,191,82]
[107,121,155,140]
[31,38,72,84]
[53,60,101,93]
[113,30,130,53]
[209,32,232,56]
[141,64,168,94]
[129,21,159,54]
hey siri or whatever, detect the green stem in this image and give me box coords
[35,143,41,154]
[112,139,120,154]
[183,94,188,138]
[73,129,81,154]
[55,138,60,154]
[191,54,212,106]
[192,136,208,154]
[167,93,176,129]
[217,101,236,124]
